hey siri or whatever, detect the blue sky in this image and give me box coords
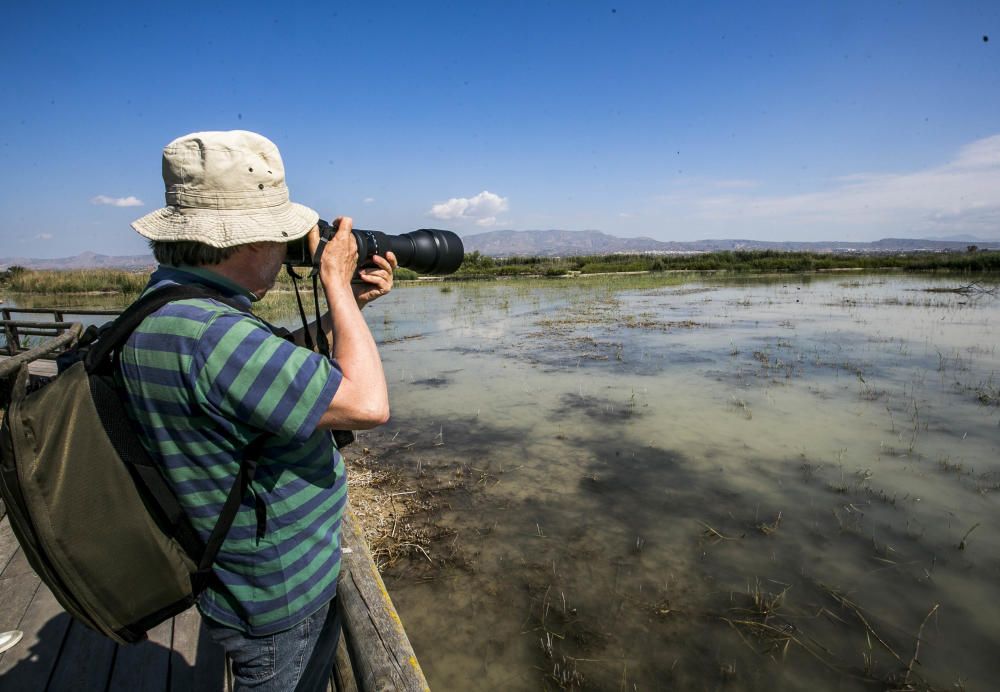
[1,1,998,258]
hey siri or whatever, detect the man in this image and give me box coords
[123,130,395,691]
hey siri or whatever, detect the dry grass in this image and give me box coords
[4,269,150,294]
[345,450,444,571]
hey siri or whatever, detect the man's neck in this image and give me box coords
[168,263,258,301]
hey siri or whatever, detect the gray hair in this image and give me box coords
[149,240,239,267]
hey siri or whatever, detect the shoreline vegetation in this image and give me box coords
[1,249,999,295]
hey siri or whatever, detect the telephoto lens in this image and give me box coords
[286,220,464,275]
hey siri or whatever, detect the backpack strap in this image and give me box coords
[84,284,248,374]
[84,282,273,585]
[191,434,269,592]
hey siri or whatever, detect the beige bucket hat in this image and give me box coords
[131,130,318,248]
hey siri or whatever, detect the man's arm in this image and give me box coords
[311,217,390,431]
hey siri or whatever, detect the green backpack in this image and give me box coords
[0,284,266,644]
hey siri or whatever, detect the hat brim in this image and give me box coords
[131,202,318,248]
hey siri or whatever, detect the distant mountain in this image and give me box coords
[2,231,998,270]
[460,230,1000,257]
[459,229,678,256]
[920,234,995,243]
[0,251,155,271]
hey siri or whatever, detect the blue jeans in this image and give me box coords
[204,601,342,692]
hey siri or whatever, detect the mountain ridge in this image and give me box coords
[459,229,1000,257]
[2,230,999,269]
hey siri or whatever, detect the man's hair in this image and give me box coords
[150,240,239,267]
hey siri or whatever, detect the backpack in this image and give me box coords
[0,284,267,644]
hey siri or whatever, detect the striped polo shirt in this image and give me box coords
[118,265,346,635]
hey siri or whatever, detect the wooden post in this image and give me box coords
[1,310,17,356]
[0,324,81,380]
[336,510,429,692]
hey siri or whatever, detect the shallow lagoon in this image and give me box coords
[6,273,999,689]
[356,273,999,690]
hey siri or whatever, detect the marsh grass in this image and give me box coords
[1,265,422,296]
[455,250,1000,278]
[715,579,948,690]
[4,268,150,294]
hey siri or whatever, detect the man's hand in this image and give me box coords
[353,252,398,309]
[317,217,359,304]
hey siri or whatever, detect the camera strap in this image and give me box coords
[310,272,330,359]
[283,263,351,448]
[282,264,329,359]
[284,264,315,352]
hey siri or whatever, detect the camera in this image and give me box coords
[286,219,464,275]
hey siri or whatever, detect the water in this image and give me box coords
[7,274,999,689]
[355,274,999,690]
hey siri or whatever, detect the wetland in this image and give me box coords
[4,270,999,690]
[358,272,999,691]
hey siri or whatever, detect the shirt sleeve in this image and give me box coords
[191,310,342,444]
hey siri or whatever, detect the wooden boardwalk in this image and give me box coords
[0,513,229,692]
[0,509,428,691]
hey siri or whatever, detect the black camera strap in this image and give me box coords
[284,265,353,448]
[283,264,330,359]
[284,264,315,352]
[311,272,329,359]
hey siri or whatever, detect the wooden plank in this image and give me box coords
[0,320,75,331]
[0,355,59,378]
[337,510,430,692]
[0,308,120,316]
[0,323,80,380]
[0,548,40,635]
[0,541,37,581]
[107,618,174,692]
[333,633,360,692]
[0,584,71,691]
[46,618,117,690]
[169,607,226,692]
[0,517,20,574]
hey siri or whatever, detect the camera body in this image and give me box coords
[286,219,464,275]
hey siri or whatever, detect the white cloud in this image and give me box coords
[91,195,144,207]
[665,134,1000,238]
[429,190,508,226]
[363,197,375,204]
[36,233,53,240]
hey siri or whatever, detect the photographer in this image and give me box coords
[124,130,393,691]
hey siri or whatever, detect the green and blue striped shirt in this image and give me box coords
[119,265,346,635]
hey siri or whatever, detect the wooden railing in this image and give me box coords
[0,323,82,404]
[1,307,118,357]
[336,511,430,691]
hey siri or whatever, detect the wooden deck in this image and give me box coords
[0,509,428,691]
[0,513,230,692]
[0,356,58,378]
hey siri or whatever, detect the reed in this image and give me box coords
[454,249,1000,279]
[2,265,424,296]
[3,268,150,295]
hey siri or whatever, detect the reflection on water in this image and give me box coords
[357,274,999,690]
[8,274,999,689]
